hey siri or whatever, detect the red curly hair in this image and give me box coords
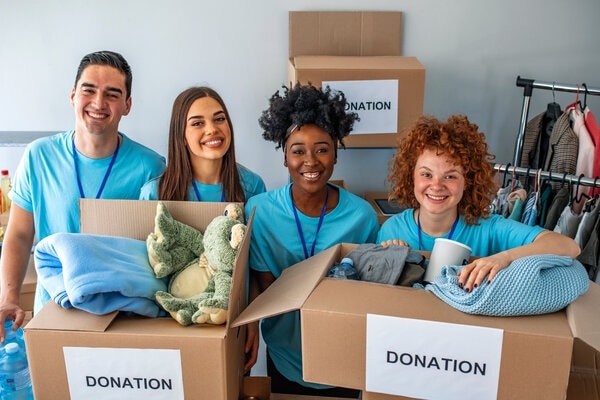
[388,115,498,225]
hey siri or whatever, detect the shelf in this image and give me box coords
[0,131,60,147]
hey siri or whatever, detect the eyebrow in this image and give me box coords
[417,165,463,174]
[289,141,331,148]
[187,110,225,122]
[80,82,123,95]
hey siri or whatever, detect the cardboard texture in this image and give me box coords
[288,11,424,148]
[288,56,425,148]
[289,11,403,58]
[25,199,253,400]
[234,243,600,400]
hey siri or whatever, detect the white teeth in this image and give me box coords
[303,172,319,179]
[88,112,106,119]
[203,139,222,145]
[428,194,446,200]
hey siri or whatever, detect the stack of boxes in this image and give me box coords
[287,11,426,148]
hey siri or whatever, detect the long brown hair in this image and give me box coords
[158,87,244,201]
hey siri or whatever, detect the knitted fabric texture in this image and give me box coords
[425,254,589,316]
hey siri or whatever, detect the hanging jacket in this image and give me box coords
[544,111,579,192]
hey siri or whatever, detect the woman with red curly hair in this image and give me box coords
[378,114,580,292]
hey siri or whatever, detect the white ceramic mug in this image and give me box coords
[424,238,472,283]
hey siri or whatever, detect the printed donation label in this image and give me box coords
[366,314,503,400]
[322,79,398,134]
[63,347,184,400]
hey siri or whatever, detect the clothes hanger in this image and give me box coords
[545,82,562,121]
[502,163,511,188]
[571,173,590,206]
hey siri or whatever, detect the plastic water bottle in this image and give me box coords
[0,342,33,399]
[327,257,360,280]
[0,170,11,214]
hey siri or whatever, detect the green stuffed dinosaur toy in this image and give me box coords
[147,202,246,326]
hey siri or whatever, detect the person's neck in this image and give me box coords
[191,157,222,185]
[291,184,333,217]
[416,208,459,237]
[73,131,120,159]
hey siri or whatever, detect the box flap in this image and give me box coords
[79,199,235,239]
[291,55,423,71]
[289,11,403,58]
[24,301,117,332]
[567,282,600,350]
[232,244,341,327]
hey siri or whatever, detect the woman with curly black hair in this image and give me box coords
[378,114,580,291]
[245,83,379,397]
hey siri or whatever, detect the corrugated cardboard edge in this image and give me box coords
[567,282,600,349]
[232,244,342,327]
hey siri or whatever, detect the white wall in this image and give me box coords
[1,0,600,193]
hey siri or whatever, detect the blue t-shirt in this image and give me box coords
[245,183,379,389]
[10,130,166,313]
[377,209,545,256]
[139,163,265,202]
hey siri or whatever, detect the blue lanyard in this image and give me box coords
[417,211,459,251]
[192,181,225,202]
[72,135,120,199]
[290,185,329,259]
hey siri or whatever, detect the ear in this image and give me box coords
[70,87,76,106]
[283,154,287,167]
[123,97,132,116]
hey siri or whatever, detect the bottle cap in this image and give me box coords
[0,170,7,176]
[341,257,353,265]
[4,342,19,354]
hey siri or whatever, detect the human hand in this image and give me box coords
[0,302,25,343]
[456,252,512,293]
[243,321,259,373]
[380,239,411,248]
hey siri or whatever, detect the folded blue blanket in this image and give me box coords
[35,233,167,317]
[425,255,589,316]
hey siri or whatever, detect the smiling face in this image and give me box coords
[184,97,232,162]
[285,124,336,195]
[413,148,465,218]
[70,64,131,137]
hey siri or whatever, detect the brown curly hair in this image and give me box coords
[388,114,498,225]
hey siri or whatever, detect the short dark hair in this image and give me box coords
[74,50,133,99]
[258,83,359,149]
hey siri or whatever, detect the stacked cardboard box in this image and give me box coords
[25,199,253,400]
[288,11,425,148]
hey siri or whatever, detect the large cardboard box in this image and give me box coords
[288,56,425,148]
[234,243,600,399]
[288,11,425,148]
[25,199,252,400]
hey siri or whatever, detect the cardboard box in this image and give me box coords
[289,11,403,58]
[25,199,252,400]
[234,243,600,399]
[288,56,425,148]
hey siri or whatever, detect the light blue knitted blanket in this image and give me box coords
[425,255,589,316]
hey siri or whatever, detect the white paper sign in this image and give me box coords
[63,347,184,400]
[322,79,398,134]
[366,314,503,400]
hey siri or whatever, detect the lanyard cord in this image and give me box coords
[417,211,459,251]
[72,135,120,199]
[192,181,225,202]
[290,185,330,259]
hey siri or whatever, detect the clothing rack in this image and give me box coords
[493,163,600,189]
[513,76,600,166]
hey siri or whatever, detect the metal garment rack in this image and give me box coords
[493,164,600,189]
[512,76,600,166]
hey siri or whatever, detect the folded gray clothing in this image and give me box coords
[346,244,424,285]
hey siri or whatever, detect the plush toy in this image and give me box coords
[147,202,246,326]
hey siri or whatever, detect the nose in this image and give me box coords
[303,151,318,165]
[91,92,107,109]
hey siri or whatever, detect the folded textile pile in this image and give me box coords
[346,243,425,285]
[35,232,167,317]
[425,254,589,316]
